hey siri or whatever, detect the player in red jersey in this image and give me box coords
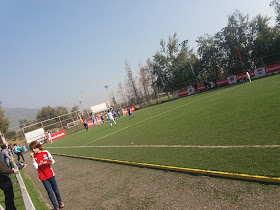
[82,118,88,131]
[29,141,65,210]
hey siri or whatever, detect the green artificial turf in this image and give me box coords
[45,75,280,177]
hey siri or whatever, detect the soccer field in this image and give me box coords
[45,74,280,177]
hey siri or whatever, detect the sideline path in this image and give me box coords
[23,154,280,210]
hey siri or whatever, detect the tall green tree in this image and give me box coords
[153,33,197,91]
[19,119,29,128]
[71,105,80,113]
[196,34,225,82]
[0,101,9,135]
[125,60,140,105]
[36,106,57,121]
[217,10,252,75]
[197,9,280,79]
[249,15,280,66]
[270,0,280,28]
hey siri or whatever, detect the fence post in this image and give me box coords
[14,163,36,210]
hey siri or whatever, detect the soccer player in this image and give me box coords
[107,110,117,127]
[127,106,134,119]
[82,118,88,131]
[94,115,99,126]
[100,115,104,123]
[112,110,117,120]
[117,110,121,117]
[47,131,53,143]
[91,116,95,126]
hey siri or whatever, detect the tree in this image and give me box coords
[217,10,252,75]
[56,106,68,116]
[197,10,280,78]
[6,131,17,140]
[197,34,225,81]
[71,105,80,113]
[153,33,198,91]
[138,60,154,103]
[36,106,57,121]
[0,101,9,135]
[117,82,127,104]
[125,60,140,105]
[19,119,29,128]
[270,0,280,28]
[249,14,280,67]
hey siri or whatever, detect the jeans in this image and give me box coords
[42,176,62,209]
[16,153,24,162]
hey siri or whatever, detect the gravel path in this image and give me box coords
[23,153,280,210]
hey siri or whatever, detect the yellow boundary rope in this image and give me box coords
[52,153,280,184]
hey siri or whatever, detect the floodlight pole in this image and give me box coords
[81,91,90,117]
[104,85,110,102]
[66,102,74,122]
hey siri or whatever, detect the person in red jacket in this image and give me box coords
[29,141,64,210]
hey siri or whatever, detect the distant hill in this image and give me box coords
[3,107,39,129]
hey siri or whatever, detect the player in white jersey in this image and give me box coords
[107,110,117,127]
[47,131,53,143]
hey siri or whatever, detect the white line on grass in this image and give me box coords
[45,144,280,149]
[83,87,237,146]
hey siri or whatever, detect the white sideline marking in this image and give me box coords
[45,144,280,149]
[82,87,236,146]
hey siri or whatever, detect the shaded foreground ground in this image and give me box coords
[23,154,280,209]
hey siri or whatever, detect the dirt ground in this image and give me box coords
[23,153,280,210]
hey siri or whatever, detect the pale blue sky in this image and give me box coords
[0,0,276,109]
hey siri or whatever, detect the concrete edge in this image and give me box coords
[52,153,280,184]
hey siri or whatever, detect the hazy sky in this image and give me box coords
[0,0,276,109]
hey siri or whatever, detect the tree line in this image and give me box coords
[119,2,280,105]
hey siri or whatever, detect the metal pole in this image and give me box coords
[81,91,90,117]
[104,85,110,101]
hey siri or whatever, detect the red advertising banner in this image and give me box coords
[217,78,228,86]
[87,121,94,127]
[265,64,280,74]
[170,63,278,100]
[197,84,206,91]
[248,70,255,78]
[236,72,247,81]
[123,106,135,115]
[47,130,66,142]
[177,89,188,98]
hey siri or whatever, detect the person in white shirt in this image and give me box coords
[95,115,100,125]
[48,131,53,144]
[107,110,117,127]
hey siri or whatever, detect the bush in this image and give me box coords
[6,131,17,140]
